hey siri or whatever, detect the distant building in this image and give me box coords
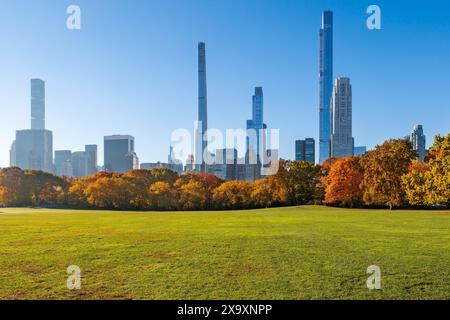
[31,79,45,130]
[210,149,238,181]
[195,42,208,172]
[9,141,16,167]
[331,77,353,158]
[54,150,72,176]
[11,79,53,173]
[85,145,98,176]
[319,10,333,164]
[104,135,138,173]
[14,129,53,173]
[245,87,267,182]
[410,125,426,162]
[295,138,315,163]
[71,151,88,178]
[354,146,367,156]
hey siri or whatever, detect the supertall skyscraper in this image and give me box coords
[246,87,266,181]
[196,42,208,172]
[11,79,53,173]
[31,79,45,130]
[331,77,353,158]
[319,10,333,164]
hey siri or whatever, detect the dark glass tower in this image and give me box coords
[319,11,333,164]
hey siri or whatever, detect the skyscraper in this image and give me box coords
[195,42,208,172]
[331,77,353,158]
[319,10,333,164]
[11,79,53,173]
[410,125,426,162]
[85,145,98,176]
[246,87,266,181]
[295,138,315,164]
[104,135,137,173]
[31,79,45,130]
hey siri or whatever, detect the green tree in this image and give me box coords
[361,139,415,209]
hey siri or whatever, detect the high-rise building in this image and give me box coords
[212,148,238,181]
[195,42,208,172]
[11,79,53,173]
[71,151,88,178]
[319,10,333,164]
[295,138,315,163]
[104,135,137,173]
[410,125,426,162]
[54,150,72,176]
[31,79,45,130]
[246,87,266,181]
[9,141,16,167]
[85,144,98,176]
[331,77,353,158]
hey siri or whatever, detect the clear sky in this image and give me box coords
[0,0,449,167]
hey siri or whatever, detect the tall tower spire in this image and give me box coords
[196,42,208,172]
[319,10,333,164]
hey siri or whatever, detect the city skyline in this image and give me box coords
[1,1,449,168]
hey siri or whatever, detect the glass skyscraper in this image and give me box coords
[410,125,426,162]
[319,11,333,164]
[196,42,208,172]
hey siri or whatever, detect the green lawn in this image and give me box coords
[0,206,449,300]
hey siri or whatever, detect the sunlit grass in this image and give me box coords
[0,206,449,300]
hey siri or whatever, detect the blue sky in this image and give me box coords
[0,0,449,167]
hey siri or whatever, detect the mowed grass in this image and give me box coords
[0,206,449,300]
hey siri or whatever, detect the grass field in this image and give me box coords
[0,206,449,300]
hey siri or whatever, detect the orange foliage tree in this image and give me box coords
[323,157,364,207]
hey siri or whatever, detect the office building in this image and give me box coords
[319,10,333,164]
[85,144,98,176]
[410,125,426,162]
[104,135,137,173]
[71,151,88,178]
[31,79,45,130]
[331,77,353,158]
[295,138,315,163]
[54,150,72,176]
[11,79,53,173]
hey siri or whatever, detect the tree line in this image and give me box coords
[1,134,448,210]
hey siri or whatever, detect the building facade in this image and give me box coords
[104,135,137,173]
[54,150,72,176]
[31,79,45,130]
[410,125,426,162]
[295,138,315,163]
[319,10,333,164]
[331,77,353,158]
[11,79,53,173]
[85,144,98,176]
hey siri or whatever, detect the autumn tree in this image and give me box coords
[175,173,223,210]
[402,134,450,207]
[323,157,364,207]
[360,139,415,209]
[212,180,254,210]
[148,181,179,210]
[251,176,287,208]
[85,175,134,209]
[0,167,29,206]
[275,160,323,205]
[25,170,69,206]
